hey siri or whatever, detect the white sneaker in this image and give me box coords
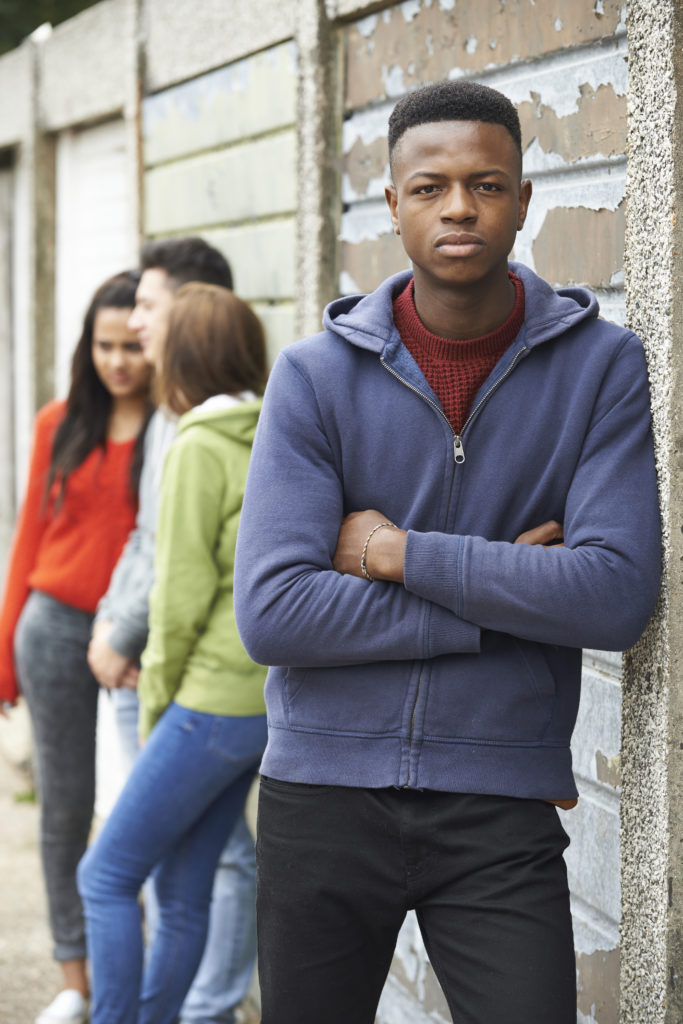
[35,989,89,1024]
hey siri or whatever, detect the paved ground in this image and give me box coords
[0,753,61,1024]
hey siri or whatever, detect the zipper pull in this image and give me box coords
[453,435,465,464]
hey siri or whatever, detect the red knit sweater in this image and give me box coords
[393,274,525,433]
[0,400,138,703]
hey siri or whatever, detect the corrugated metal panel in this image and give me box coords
[339,4,628,1021]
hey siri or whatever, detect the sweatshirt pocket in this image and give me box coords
[423,632,558,744]
[283,662,412,735]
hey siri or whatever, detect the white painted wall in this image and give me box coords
[53,118,138,820]
[54,118,137,397]
[11,150,33,507]
[0,165,15,579]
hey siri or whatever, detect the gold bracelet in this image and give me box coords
[360,521,395,582]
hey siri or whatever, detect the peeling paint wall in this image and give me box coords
[344,0,625,109]
[340,0,628,323]
[142,42,298,361]
[565,650,622,1024]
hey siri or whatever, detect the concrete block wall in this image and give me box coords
[0,43,32,560]
[0,39,48,517]
[0,47,32,148]
[142,0,294,93]
[39,0,134,131]
[142,42,299,362]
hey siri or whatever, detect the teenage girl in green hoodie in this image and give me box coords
[78,283,268,1024]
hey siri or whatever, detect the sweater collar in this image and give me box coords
[393,273,525,361]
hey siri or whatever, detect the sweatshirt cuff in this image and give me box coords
[404,529,465,615]
[427,602,481,656]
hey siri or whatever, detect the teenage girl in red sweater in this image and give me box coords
[0,271,151,1024]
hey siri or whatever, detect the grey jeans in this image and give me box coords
[15,590,99,962]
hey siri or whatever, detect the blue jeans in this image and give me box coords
[111,688,258,1024]
[78,703,266,1024]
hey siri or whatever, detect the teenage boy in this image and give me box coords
[233,81,661,1024]
[87,237,257,1024]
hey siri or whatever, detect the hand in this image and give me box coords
[120,666,140,690]
[88,620,135,689]
[514,520,564,547]
[333,510,407,583]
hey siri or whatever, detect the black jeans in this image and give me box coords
[256,779,576,1024]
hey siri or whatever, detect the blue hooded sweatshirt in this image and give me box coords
[234,264,661,801]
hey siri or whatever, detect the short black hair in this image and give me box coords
[388,80,522,169]
[140,236,233,291]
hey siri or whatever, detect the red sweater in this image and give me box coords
[393,274,525,433]
[0,400,138,703]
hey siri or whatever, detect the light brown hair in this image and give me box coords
[158,282,267,415]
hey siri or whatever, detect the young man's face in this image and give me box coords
[386,119,532,295]
[128,267,175,370]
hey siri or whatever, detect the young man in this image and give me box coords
[233,81,661,1024]
[87,237,257,1024]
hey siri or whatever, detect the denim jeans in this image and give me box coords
[15,591,99,962]
[78,702,266,1024]
[110,688,258,1024]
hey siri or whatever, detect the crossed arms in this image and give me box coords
[333,512,563,583]
[234,342,661,670]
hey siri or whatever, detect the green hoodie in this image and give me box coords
[138,396,266,738]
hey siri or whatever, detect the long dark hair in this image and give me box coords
[46,270,152,505]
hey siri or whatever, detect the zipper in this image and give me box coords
[381,345,528,464]
[381,344,528,786]
[454,345,528,461]
[405,665,424,787]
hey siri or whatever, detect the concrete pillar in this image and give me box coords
[622,2,683,1021]
[124,0,144,251]
[27,29,56,415]
[294,0,343,339]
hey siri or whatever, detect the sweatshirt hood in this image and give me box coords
[178,395,262,446]
[322,262,599,354]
